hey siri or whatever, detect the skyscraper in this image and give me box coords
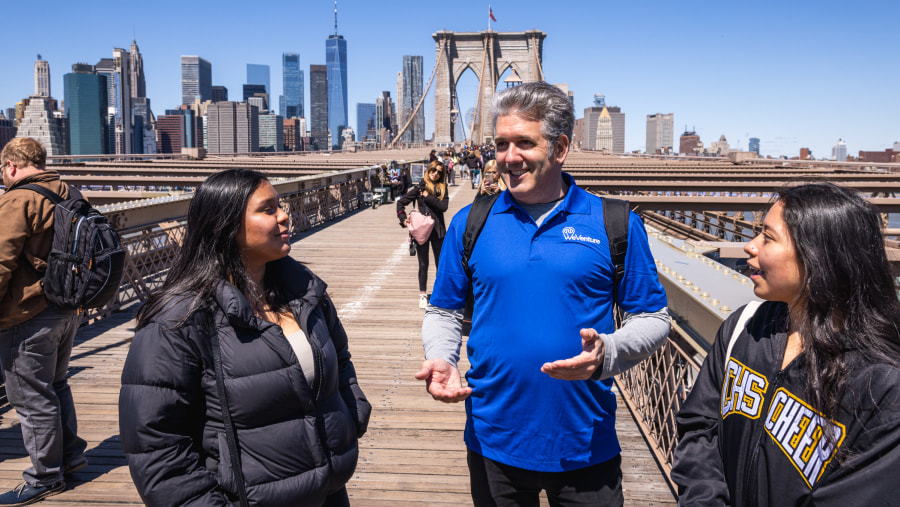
[243,84,268,110]
[259,113,284,152]
[309,64,328,149]
[646,113,674,154]
[34,57,51,98]
[680,129,701,155]
[283,118,305,151]
[832,139,847,161]
[749,137,761,156]
[16,97,66,155]
[64,65,108,155]
[326,3,348,149]
[356,103,376,142]
[212,86,228,102]
[128,39,153,155]
[375,91,394,148]
[129,39,146,99]
[584,97,625,153]
[246,64,271,96]
[0,115,16,154]
[181,55,212,105]
[595,107,613,151]
[281,53,304,119]
[111,48,133,154]
[156,114,186,154]
[399,55,424,144]
[207,102,258,154]
[608,106,625,154]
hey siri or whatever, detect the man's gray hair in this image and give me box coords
[491,81,574,146]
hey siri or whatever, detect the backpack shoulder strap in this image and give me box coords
[16,183,64,205]
[724,300,763,369]
[601,197,630,302]
[460,192,500,334]
[462,192,501,278]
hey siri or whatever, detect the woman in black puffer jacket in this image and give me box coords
[119,169,370,507]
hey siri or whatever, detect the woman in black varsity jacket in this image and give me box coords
[672,182,900,506]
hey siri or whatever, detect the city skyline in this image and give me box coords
[2,0,897,157]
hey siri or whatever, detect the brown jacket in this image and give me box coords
[0,170,71,328]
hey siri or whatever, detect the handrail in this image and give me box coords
[615,319,703,492]
[80,169,373,324]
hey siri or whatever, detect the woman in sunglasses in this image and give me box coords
[397,161,449,309]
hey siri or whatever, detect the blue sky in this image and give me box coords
[3,0,897,158]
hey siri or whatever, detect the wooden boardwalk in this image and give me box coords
[0,181,675,505]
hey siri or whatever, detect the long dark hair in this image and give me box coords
[778,182,900,420]
[136,169,287,329]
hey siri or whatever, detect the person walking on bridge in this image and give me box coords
[397,160,449,309]
[0,137,88,506]
[416,82,670,506]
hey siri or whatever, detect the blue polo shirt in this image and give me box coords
[430,174,667,472]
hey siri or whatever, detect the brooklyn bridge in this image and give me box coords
[2,147,899,505]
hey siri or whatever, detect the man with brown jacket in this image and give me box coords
[0,138,87,506]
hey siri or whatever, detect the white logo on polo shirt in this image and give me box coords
[562,227,602,244]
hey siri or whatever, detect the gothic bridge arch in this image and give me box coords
[432,30,546,145]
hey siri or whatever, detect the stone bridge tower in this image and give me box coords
[433,30,546,145]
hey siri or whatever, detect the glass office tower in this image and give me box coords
[326,34,347,149]
[246,64,271,95]
[64,69,109,155]
[282,53,303,119]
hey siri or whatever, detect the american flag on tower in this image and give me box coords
[489,6,497,22]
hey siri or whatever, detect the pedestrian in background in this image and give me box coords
[397,161,449,309]
[0,138,88,506]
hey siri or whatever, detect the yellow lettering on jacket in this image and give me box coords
[764,388,846,488]
[720,358,768,420]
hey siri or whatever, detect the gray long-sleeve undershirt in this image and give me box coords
[422,305,671,381]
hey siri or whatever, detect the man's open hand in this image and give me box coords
[540,328,605,380]
[415,358,472,402]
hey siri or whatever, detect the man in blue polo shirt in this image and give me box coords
[415,81,670,506]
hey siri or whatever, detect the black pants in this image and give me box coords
[468,450,624,507]
[416,229,443,292]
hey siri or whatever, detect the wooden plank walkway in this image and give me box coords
[0,180,675,505]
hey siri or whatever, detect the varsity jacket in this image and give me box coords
[672,301,900,506]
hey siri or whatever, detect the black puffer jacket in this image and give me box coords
[396,179,450,238]
[119,258,371,506]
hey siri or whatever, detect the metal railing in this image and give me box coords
[615,319,704,490]
[81,168,374,323]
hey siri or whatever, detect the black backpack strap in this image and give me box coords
[602,197,630,321]
[210,326,250,507]
[462,192,501,278]
[16,183,64,205]
[461,192,500,334]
